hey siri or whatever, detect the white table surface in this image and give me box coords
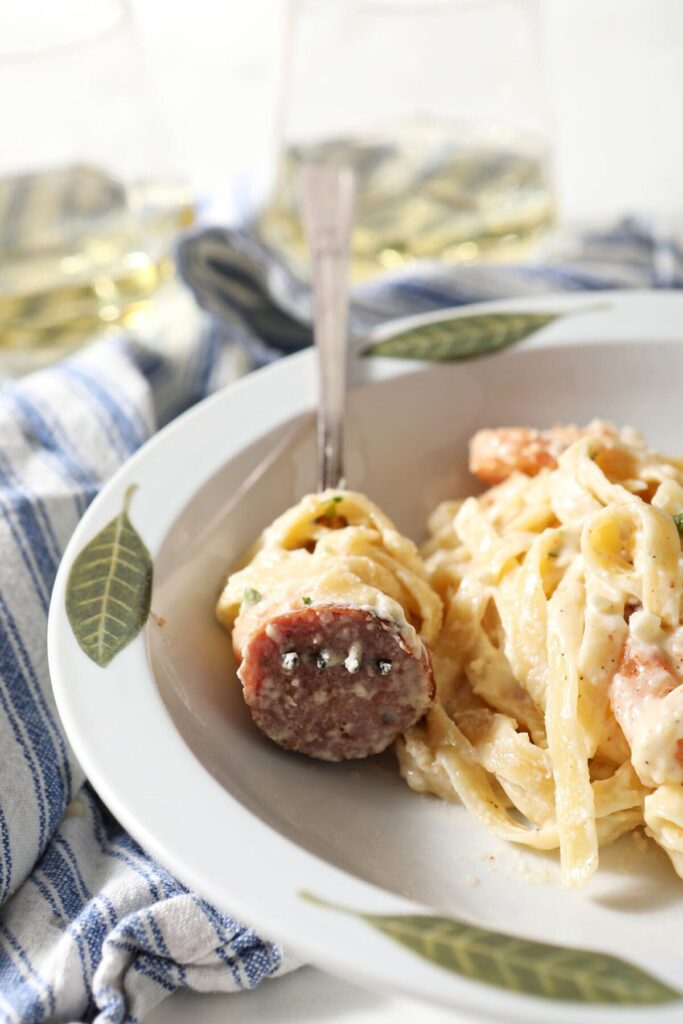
[148,967,472,1024]
[129,2,683,1020]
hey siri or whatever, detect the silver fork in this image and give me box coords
[298,162,356,491]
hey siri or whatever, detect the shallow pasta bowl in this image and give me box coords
[49,291,683,1023]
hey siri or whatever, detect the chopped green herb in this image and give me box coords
[242,587,262,608]
[313,503,348,529]
[302,596,313,606]
[547,551,559,558]
[317,495,345,521]
[588,449,598,461]
[673,513,683,537]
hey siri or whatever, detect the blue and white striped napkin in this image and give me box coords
[1,219,681,1022]
[0,298,288,1023]
[178,217,683,365]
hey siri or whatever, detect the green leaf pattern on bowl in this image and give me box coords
[363,310,562,361]
[301,892,680,1006]
[65,485,152,667]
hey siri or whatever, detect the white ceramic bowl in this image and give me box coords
[49,291,683,1023]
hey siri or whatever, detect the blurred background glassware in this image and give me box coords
[0,0,194,373]
[258,0,554,283]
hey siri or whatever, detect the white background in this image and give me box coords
[41,1,683,1020]
[131,0,683,227]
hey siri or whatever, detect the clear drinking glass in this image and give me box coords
[0,0,194,371]
[258,0,554,282]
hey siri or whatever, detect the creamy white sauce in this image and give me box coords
[344,642,363,673]
[629,609,663,645]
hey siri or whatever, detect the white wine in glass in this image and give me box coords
[0,166,193,360]
[259,118,553,282]
[0,0,192,371]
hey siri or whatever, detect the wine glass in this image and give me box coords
[258,0,554,282]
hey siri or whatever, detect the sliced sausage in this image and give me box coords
[236,604,435,761]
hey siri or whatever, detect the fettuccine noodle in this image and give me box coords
[398,422,683,885]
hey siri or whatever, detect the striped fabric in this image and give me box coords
[3,219,681,1021]
[0,316,288,1022]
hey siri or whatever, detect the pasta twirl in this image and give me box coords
[217,490,442,762]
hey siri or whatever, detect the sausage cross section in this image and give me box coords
[239,605,434,761]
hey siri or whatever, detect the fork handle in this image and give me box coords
[299,162,355,491]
